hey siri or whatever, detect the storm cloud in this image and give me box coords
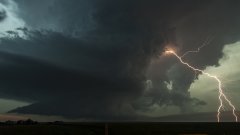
[0,0,239,120]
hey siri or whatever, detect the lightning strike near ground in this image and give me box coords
[164,49,238,122]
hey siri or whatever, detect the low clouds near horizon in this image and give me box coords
[0,0,239,121]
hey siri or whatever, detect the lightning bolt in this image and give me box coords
[181,35,215,58]
[165,49,238,122]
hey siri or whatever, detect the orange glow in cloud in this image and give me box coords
[164,49,238,122]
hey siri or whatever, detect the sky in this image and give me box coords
[0,0,239,122]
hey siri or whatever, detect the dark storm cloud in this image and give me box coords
[176,0,240,67]
[0,32,142,118]
[140,0,240,113]
[0,0,8,22]
[1,0,240,119]
[1,29,155,119]
[173,0,240,111]
[15,0,96,36]
[0,7,6,21]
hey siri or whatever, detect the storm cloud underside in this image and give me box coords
[0,0,239,120]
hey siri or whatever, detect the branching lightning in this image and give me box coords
[181,35,214,58]
[164,49,238,122]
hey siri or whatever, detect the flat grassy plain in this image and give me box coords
[0,122,239,135]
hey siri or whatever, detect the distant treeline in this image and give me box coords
[1,119,38,125]
[0,119,66,125]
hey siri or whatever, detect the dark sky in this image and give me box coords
[0,0,239,121]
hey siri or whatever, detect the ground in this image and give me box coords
[0,122,239,135]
